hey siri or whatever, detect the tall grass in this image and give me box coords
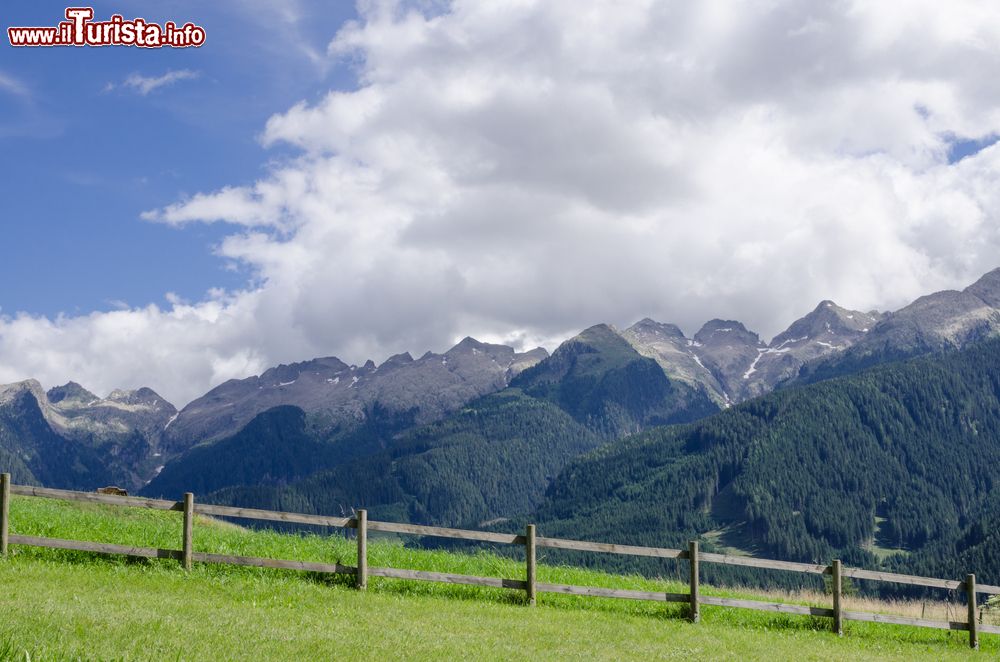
[0,495,995,660]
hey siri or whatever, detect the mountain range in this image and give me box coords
[4,268,1000,586]
[527,332,1000,588]
[7,268,1000,493]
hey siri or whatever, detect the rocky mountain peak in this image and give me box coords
[507,347,549,378]
[0,379,48,407]
[517,347,550,361]
[627,318,686,339]
[162,337,536,454]
[771,301,880,347]
[259,356,351,386]
[965,267,1000,308]
[449,336,486,352]
[620,318,727,406]
[105,387,174,411]
[694,320,762,346]
[381,352,414,368]
[47,381,98,405]
[569,323,623,347]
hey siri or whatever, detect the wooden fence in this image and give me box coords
[1,473,998,650]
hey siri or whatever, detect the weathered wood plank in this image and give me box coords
[534,536,687,559]
[841,567,963,591]
[536,582,688,602]
[832,560,843,636]
[0,474,9,557]
[368,566,527,590]
[968,574,979,650]
[182,493,194,572]
[194,503,351,528]
[191,551,354,574]
[356,509,368,591]
[978,583,1000,595]
[9,534,182,560]
[689,541,700,623]
[699,552,829,575]
[700,595,835,618]
[366,521,525,545]
[11,485,181,511]
[526,524,537,606]
[842,609,968,631]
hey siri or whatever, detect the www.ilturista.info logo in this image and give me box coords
[8,7,206,48]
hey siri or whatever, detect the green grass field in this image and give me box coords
[0,496,992,660]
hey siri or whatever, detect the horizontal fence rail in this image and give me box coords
[193,502,353,528]
[1,474,997,650]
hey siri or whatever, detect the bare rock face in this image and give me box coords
[741,302,883,400]
[511,323,720,437]
[0,380,116,490]
[161,338,548,455]
[508,347,550,379]
[799,269,1000,382]
[42,382,176,488]
[0,378,177,490]
[621,319,729,406]
[47,383,176,441]
[625,269,1000,405]
[623,305,882,406]
[962,267,1000,308]
[691,320,767,403]
[865,270,1000,350]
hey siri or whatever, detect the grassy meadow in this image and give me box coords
[0,495,994,660]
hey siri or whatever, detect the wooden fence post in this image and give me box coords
[0,473,9,558]
[356,509,368,591]
[182,492,194,571]
[832,560,843,636]
[526,524,537,606]
[689,540,700,623]
[968,573,979,650]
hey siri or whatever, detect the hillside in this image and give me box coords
[184,389,605,527]
[0,496,994,660]
[529,336,1000,588]
[511,323,719,436]
[0,381,113,490]
[161,338,548,455]
[0,380,175,491]
[143,326,719,527]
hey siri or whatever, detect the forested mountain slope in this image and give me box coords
[530,336,1000,584]
[143,406,348,497]
[143,324,719,516]
[198,389,604,527]
[0,381,112,489]
[510,324,719,436]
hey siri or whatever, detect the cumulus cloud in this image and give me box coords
[110,69,200,95]
[7,0,1000,405]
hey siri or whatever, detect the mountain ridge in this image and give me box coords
[7,267,1000,498]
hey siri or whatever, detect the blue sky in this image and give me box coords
[3,2,1000,405]
[1,1,358,316]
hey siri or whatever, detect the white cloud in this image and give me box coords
[7,0,1000,405]
[0,71,30,98]
[112,70,199,96]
